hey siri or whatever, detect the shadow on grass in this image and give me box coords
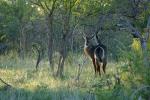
[0,85,96,100]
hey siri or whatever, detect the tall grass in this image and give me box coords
[0,51,150,100]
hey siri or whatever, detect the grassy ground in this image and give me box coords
[0,53,149,100]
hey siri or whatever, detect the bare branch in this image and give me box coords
[38,1,47,11]
[43,1,51,11]
[49,0,57,16]
[30,0,48,13]
[30,0,41,7]
[70,0,78,9]
[0,77,12,87]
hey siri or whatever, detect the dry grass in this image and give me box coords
[0,53,149,100]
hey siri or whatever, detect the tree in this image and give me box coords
[30,0,58,72]
[56,0,79,77]
[13,0,33,58]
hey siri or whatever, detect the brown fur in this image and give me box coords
[84,35,107,76]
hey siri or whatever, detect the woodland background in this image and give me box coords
[0,0,150,100]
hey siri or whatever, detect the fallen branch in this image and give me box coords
[0,77,12,87]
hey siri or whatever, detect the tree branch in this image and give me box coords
[70,0,78,9]
[0,77,12,87]
[49,0,57,16]
[30,0,48,13]
[43,1,51,11]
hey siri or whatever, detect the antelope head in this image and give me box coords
[83,33,99,47]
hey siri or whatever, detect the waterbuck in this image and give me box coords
[83,33,107,76]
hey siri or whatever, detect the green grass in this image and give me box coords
[0,53,149,100]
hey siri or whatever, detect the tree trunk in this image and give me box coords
[46,15,54,72]
[57,54,66,78]
[56,36,67,78]
[34,46,43,71]
[56,20,70,78]
[56,1,73,78]
[19,25,26,59]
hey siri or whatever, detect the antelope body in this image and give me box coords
[84,34,107,76]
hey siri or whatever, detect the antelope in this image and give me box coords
[83,33,107,76]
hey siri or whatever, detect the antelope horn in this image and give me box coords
[82,32,87,39]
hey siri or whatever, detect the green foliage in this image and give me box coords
[118,49,150,99]
[0,0,150,99]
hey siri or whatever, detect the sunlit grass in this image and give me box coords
[0,54,120,89]
[0,53,149,100]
